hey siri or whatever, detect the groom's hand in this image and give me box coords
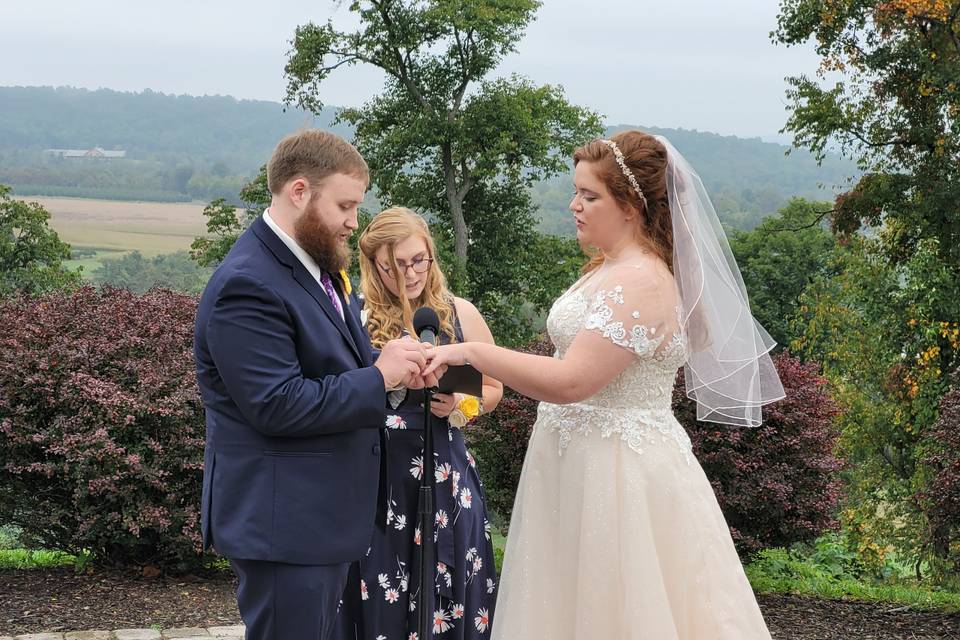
[403,365,440,390]
[375,337,428,390]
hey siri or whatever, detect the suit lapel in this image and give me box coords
[342,291,374,366]
[251,217,363,364]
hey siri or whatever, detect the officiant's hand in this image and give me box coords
[428,393,457,418]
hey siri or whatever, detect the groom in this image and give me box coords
[195,130,432,640]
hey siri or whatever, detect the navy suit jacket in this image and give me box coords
[195,216,387,565]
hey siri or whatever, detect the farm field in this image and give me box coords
[27,196,213,274]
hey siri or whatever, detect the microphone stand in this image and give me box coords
[417,381,438,640]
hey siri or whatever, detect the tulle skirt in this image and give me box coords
[491,407,772,640]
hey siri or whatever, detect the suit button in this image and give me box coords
[372,444,381,455]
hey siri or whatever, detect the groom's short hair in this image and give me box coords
[267,129,369,195]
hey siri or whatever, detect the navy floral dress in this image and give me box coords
[353,317,498,640]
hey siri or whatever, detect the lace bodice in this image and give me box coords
[538,261,695,464]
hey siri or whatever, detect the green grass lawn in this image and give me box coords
[64,247,128,277]
[0,548,78,570]
[492,529,506,574]
[745,546,960,613]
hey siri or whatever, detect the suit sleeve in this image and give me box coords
[205,273,386,437]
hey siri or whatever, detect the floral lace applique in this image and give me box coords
[538,403,695,466]
[583,286,684,361]
[540,282,692,463]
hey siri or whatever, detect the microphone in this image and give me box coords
[412,305,440,640]
[413,307,439,346]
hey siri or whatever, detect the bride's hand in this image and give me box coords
[423,343,470,377]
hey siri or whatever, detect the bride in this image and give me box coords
[424,130,785,639]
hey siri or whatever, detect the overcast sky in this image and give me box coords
[0,0,821,141]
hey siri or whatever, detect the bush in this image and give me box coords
[675,351,844,554]
[919,383,960,578]
[465,336,554,523]
[468,343,844,553]
[0,286,205,571]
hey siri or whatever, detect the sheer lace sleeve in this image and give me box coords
[580,262,684,361]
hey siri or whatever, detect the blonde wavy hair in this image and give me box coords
[358,207,457,349]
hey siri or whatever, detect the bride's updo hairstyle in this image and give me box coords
[573,130,672,274]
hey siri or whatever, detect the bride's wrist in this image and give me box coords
[461,342,477,366]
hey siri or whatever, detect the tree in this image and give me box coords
[94,250,213,295]
[0,185,81,295]
[774,0,960,260]
[283,1,602,343]
[729,197,841,348]
[775,0,960,576]
[190,171,269,267]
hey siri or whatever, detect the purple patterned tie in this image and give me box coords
[319,272,344,320]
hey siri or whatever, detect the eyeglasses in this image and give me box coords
[377,256,434,277]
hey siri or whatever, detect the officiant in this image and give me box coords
[334,206,503,640]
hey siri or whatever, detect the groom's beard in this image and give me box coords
[294,198,351,274]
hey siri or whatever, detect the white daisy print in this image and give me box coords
[360,579,369,600]
[410,455,423,480]
[437,561,453,588]
[451,470,461,496]
[460,487,473,509]
[385,588,400,603]
[433,609,451,634]
[386,414,407,429]
[475,607,490,632]
[435,462,452,483]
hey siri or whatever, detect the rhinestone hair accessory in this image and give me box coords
[600,139,648,209]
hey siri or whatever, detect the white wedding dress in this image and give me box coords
[491,259,772,640]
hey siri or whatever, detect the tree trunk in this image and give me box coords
[442,144,469,264]
[449,193,469,265]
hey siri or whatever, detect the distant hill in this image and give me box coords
[0,86,856,229]
[0,86,345,170]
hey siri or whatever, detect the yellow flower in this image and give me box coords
[458,395,481,420]
[339,270,352,302]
